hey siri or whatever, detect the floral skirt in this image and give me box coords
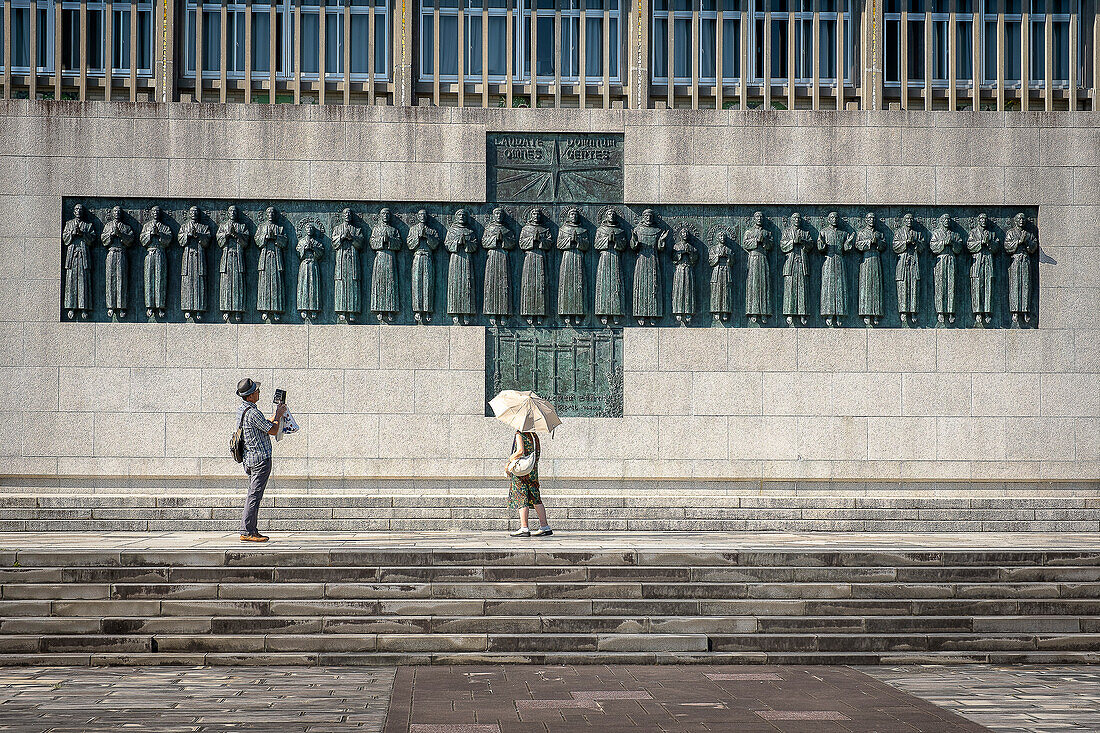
[508,475,541,509]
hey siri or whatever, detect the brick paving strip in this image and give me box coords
[381,665,992,733]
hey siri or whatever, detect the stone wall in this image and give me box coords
[1,101,1097,483]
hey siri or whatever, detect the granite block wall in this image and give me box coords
[0,101,1097,482]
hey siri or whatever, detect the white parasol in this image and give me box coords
[488,390,562,434]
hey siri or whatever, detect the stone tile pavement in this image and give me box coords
[0,665,1096,732]
[2,530,1099,552]
[0,666,395,732]
[864,665,1100,733]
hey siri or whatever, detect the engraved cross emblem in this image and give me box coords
[494,138,621,203]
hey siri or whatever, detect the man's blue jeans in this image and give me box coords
[240,458,272,536]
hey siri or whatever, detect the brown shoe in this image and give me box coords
[239,534,269,542]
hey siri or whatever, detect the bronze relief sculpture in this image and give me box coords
[332,207,366,322]
[101,205,135,319]
[445,208,479,325]
[708,227,734,323]
[1004,212,1038,327]
[58,201,1037,330]
[930,213,963,327]
[63,204,97,320]
[671,223,698,326]
[892,212,922,326]
[368,208,400,323]
[407,208,439,324]
[855,212,886,327]
[818,211,853,327]
[217,205,250,322]
[631,208,667,326]
[519,207,553,326]
[780,212,812,326]
[742,210,772,324]
[557,207,590,326]
[594,208,627,325]
[141,205,173,319]
[296,222,324,321]
[482,206,515,325]
[255,207,287,322]
[967,212,998,327]
[178,205,212,321]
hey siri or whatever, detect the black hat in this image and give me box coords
[236,378,260,397]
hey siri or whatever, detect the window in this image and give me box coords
[0,1,148,77]
[183,0,388,81]
[977,0,1079,87]
[112,4,154,73]
[653,0,853,85]
[419,0,623,83]
[884,0,975,88]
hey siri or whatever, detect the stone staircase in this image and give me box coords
[1,543,1098,665]
[1,479,1098,532]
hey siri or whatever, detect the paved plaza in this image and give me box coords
[1,665,1099,732]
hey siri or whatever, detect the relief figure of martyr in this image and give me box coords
[102,205,135,319]
[296,223,324,321]
[255,206,288,321]
[407,209,439,324]
[930,213,963,326]
[63,204,97,319]
[742,210,772,324]
[818,211,853,327]
[781,212,813,325]
[967,212,998,327]
[631,208,668,326]
[332,207,365,322]
[519,207,553,325]
[445,208,479,325]
[671,224,698,326]
[368,208,400,323]
[178,205,212,320]
[217,205,250,322]
[557,207,590,326]
[594,208,627,325]
[141,205,174,319]
[1004,212,1038,326]
[709,230,734,323]
[892,212,922,325]
[482,207,515,325]
[855,212,886,326]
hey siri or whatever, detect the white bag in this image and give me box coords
[511,452,536,477]
[509,435,537,476]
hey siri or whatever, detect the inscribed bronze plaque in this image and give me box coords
[487,133,624,204]
[486,327,624,418]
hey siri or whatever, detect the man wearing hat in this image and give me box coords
[236,378,287,542]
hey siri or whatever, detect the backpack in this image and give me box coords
[230,407,251,463]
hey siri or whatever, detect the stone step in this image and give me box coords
[5,493,1100,508]
[2,541,1095,664]
[4,597,1099,618]
[3,614,1096,635]
[3,631,1099,655]
[2,650,1099,667]
[4,492,1099,533]
[8,549,1100,567]
[1,581,1088,602]
[7,564,1097,584]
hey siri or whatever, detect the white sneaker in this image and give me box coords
[531,527,554,537]
[509,527,531,537]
